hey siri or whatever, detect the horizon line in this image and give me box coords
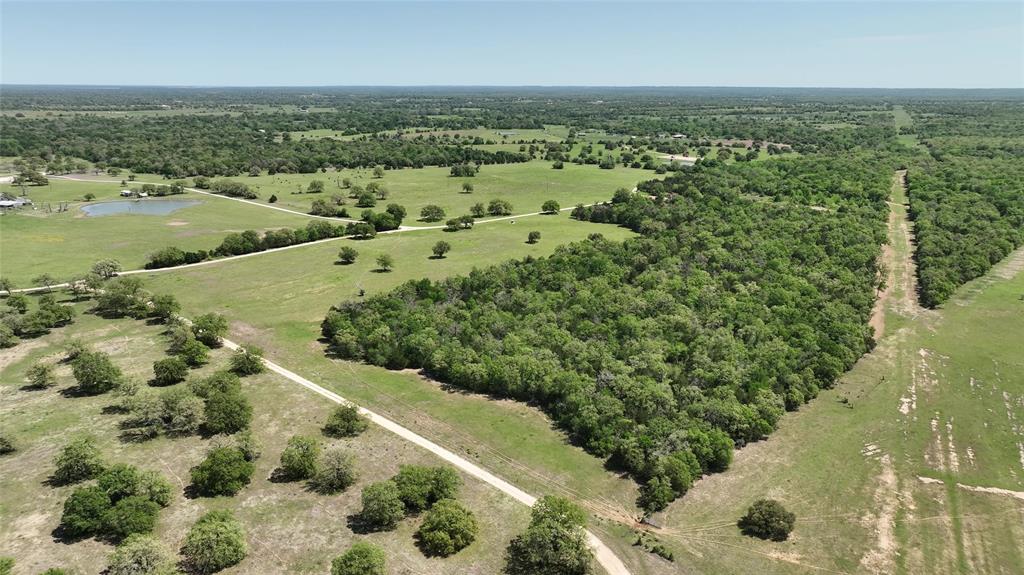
[2,84,1023,91]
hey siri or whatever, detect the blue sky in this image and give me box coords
[1,1,1021,88]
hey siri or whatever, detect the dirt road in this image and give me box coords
[217,337,634,575]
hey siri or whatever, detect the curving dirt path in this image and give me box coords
[217,337,633,575]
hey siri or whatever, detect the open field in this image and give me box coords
[0,180,312,285]
[0,300,530,574]
[243,162,654,218]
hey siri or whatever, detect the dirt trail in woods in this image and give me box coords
[870,170,920,340]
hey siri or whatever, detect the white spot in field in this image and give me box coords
[946,419,959,473]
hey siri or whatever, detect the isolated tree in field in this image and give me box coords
[470,203,486,218]
[308,180,325,193]
[323,404,369,437]
[416,498,478,557]
[72,350,123,395]
[420,204,446,222]
[151,357,188,386]
[331,542,386,575]
[487,198,513,216]
[375,254,394,272]
[182,510,247,574]
[268,194,278,203]
[27,361,57,389]
[341,177,352,189]
[737,499,795,541]
[504,496,592,575]
[278,435,321,481]
[190,447,254,496]
[337,246,359,265]
[310,447,358,494]
[373,165,385,178]
[230,345,264,376]
[431,241,451,259]
[203,387,252,435]
[53,433,104,482]
[527,231,541,244]
[150,294,181,323]
[107,534,177,575]
[552,160,564,169]
[91,259,122,279]
[0,278,13,295]
[542,200,560,214]
[461,182,474,193]
[33,273,57,292]
[359,480,405,531]
[192,313,228,347]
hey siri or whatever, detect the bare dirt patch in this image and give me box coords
[858,453,899,574]
[165,220,190,226]
[0,338,46,372]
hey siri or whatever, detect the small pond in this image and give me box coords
[81,199,200,217]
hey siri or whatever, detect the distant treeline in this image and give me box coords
[0,114,529,178]
[321,156,891,511]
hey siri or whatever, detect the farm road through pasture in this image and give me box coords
[215,337,634,575]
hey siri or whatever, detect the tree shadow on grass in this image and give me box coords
[50,524,91,545]
[345,512,395,535]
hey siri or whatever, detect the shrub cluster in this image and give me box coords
[59,463,171,541]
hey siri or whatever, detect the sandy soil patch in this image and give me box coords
[165,220,190,226]
[858,453,899,574]
[0,338,46,372]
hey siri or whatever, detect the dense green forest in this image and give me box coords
[321,156,892,511]
[902,101,1024,306]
